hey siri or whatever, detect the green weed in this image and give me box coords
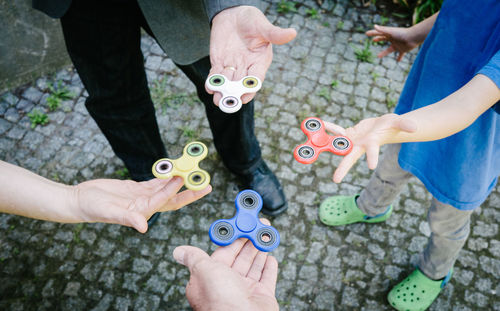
[337,20,344,29]
[380,15,389,25]
[330,80,339,89]
[317,87,331,102]
[151,78,199,113]
[277,1,297,14]
[114,167,130,179]
[353,40,374,63]
[46,81,75,111]
[306,8,319,19]
[180,126,199,140]
[386,97,396,109]
[28,109,49,128]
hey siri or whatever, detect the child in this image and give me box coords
[319,1,500,310]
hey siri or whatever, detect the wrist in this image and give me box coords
[65,184,87,223]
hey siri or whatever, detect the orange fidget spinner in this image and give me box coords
[294,117,353,164]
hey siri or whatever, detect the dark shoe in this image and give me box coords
[147,212,161,227]
[238,162,287,216]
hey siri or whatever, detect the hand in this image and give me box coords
[366,25,420,61]
[207,6,296,105]
[74,177,212,233]
[173,220,279,311]
[324,114,417,183]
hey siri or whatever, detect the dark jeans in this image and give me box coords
[60,0,262,181]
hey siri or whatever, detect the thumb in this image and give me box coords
[173,245,210,270]
[323,121,347,136]
[101,206,149,233]
[261,23,297,45]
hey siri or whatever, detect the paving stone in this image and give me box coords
[0,118,12,134]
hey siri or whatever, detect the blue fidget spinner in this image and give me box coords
[209,190,280,252]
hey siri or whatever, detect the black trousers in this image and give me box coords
[60,0,262,181]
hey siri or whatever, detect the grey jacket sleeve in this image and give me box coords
[203,0,262,23]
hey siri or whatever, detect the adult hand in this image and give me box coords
[366,25,420,61]
[75,177,212,233]
[324,114,417,183]
[173,220,279,311]
[207,5,296,105]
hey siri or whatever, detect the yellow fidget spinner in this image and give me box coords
[152,141,210,191]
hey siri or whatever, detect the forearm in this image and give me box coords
[408,12,439,45]
[0,160,79,222]
[389,74,500,143]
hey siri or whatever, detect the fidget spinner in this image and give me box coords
[205,74,262,113]
[152,141,210,191]
[209,190,280,252]
[294,117,353,164]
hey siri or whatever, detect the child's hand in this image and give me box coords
[366,25,420,61]
[324,114,417,183]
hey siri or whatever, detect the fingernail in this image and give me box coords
[173,247,185,265]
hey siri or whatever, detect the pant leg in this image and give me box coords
[418,198,473,280]
[175,57,262,174]
[357,143,413,215]
[60,0,166,181]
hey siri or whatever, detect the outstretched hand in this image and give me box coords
[366,25,419,61]
[75,177,212,233]
[324,114,417,183]
[207,5,297,105]
[173,219,279,311]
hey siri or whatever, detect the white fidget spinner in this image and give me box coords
[205,74,262,113]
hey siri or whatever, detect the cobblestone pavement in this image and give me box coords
[1,1,499,310]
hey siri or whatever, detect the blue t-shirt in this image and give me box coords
[395,0,500,210]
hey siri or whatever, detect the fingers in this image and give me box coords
[173,245,210,270]
[211,217,270,266]
[260,218,271,226]
[246,250,269,281]
[148,177,184,210]
[231,239,261,277]
[372,35,388,42]
[396,51,406,62]
[378,45,395,58]
[365,29,384,37]
[373,24,394,35]
[97,205,148,234]
[159,185,212,212]
[259,21,297,45]
[211,237,247,266]
[365,144,380,170]
[333,145,365,183]
[323,121,347,136]
[260,256,278,295]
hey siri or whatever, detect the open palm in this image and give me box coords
[207,6,296,105]
[324,114,417,183]
[76,177,212,233]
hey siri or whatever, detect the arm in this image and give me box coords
[366,12,439,61]
[386,74,499,143]
[326,74,500,183]
[0,160,212,233]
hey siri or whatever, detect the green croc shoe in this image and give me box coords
[319,195,392,226]
[387,268,453,311]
